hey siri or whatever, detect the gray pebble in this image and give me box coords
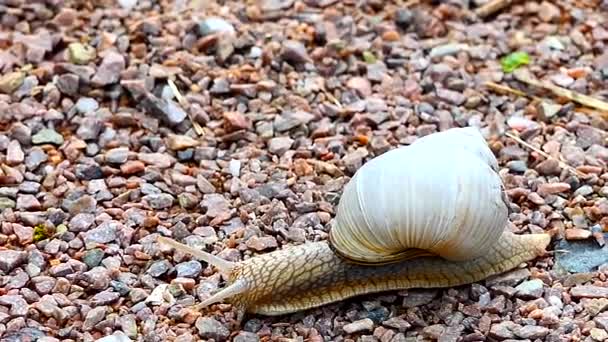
[196,317,230,341]
[175,260,203,278]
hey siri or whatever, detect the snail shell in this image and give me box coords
[329,127,509,265]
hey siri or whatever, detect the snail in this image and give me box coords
[156,127,551,322]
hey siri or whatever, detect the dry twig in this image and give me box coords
[513,70,608,115]
[505,131,586,178]
[167,79,205,136]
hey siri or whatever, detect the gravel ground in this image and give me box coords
[1,0,608,341]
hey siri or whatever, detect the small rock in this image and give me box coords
[84,222,118,245]
[75,164,103,180]
[92,51,126,86]
[105,147,129,164]
[91,290,121,306]
[281,40,311,65]
[0,250,27,272]
[83,249,105,268]
[565,228,592,241]
[343,318,374,334]
[198,17,235,36]
[121,160,145,175]
[274,111,314,132]
[0,71,25,94]
[538,1,561,22]
[75,97,99,114]
[537,182,571,196]
[234,331,260,342]
[489,321,519,340]
[571,285,608,298]
[515,279,544,299]
[514,325,550,339]
[167,134,199,150]
[175,261,203,278]
[0,197,16,209]
[16,195,41,211]
[395,9,413,28]
[32,129,64,145]
[268,137,293,155]
[118,0,138,9]
[6,140,24,165]
[77,117,103,140]
[246,236,278,251]
[147,260,172,277]
[382,317,411,332]
[429,43,469,58]
[68,43,96,65]
[347,77,372,97]
[590,328,608,341]
[25,148,48,170]
[223,112,252,132]
[83,306,107,331]
[196,317,230,341]
[141,95,187,125]
[143,193,174,209]
[58,75,80,96]
[69,213,95,232]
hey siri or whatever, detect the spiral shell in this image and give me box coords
[328,127,509,265]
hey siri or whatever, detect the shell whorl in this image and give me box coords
[328,127,510,265]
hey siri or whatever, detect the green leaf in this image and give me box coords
[501,51,530,73]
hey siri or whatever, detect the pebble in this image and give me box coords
[538,1,561,22]
[83,306,107,331]
[32,129,64,145]
[537,182,571,196]
[175,260,203,278]
[195,317,230,341]
[16,194,41,211]
[565,228,592,240]
[571,286,608,298]
[121,160,145,175]
[590,328,608,341]
[92,51,126,86]
[198,17,235,36]
[281,40,311,65]
[75,97,99,114]
[343,318,374,334]
[514,325,550,339]
[0,250,27,272]
[515,279,544,299]
[0,71,25,94]
[84,222,118,244]
[143,193,175,209]
[68,43,96,65]
[347,77,372,97]
[234,331,260,342]
[0,197,16,209]
[246,236,278,251]
[167,134,199,150]
[6,140,24,165]
[268,137,294,155]
[105,147,129,164]
[25,148,48,170]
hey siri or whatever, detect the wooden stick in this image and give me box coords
[167,79,205,136]
[513,70,608,113]
[485,81,528,98]
[505,131,586,178]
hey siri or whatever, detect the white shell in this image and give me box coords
[329,127,509,265]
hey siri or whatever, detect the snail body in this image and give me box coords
[157,127,551,320]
